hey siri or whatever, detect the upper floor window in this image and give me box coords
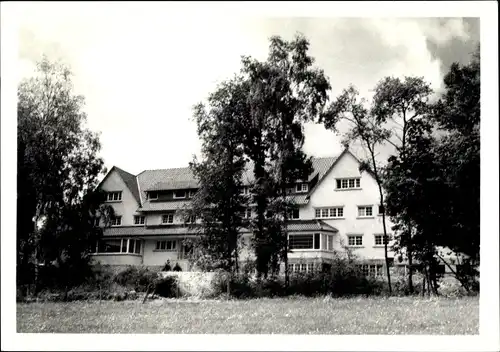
[358,206,373,217]
[185,215,196,224]
[374,234,392,246]
[162,213,174,224]
[295,183,309,193]
[148,191,158,200]
[188,190,197,198]
[106,191,122,202]
[378,205,385,215]
[314,207,344,219]
[288,233,320,250]
[287,208,300,220]
[111,216,122,226]
[336,178,361,190]
[173,190,187,199]
[348,235,363,246]
[134,216,145,225]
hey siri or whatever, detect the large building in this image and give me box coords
[92,149,396,276]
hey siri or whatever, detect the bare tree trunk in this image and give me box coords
[407,226,414,294]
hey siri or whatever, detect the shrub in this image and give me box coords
[153,276,178,298]
[113,266,159,292]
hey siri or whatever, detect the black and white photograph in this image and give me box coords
[1,1,498,351]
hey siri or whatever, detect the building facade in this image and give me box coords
[92,149,396,276]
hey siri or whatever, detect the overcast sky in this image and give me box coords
[16,4,479,175]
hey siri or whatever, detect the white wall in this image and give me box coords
[302,152,395,261]
[100,170,142,226]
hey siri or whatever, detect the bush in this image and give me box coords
[153,276,178,298]
[113,266,159,292]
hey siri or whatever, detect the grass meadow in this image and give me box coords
[17,295,479,334]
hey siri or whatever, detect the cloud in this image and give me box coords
[16,10,479,173]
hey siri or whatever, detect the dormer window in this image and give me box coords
[296,183,308,193]
[148,191,158,200]
[106,191,122,202]
[173,190,187,199]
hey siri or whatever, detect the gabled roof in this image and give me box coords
[114,167,141,205]
[306,148,371,199]
[104,153,342,210]
[96,166,141,205]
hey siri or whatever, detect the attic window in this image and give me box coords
[149,191,158,200]
[336,178,361,190]
[295,183,308,193]
[106,191,122,202]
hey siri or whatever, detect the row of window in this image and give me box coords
[356,264,384,277]
[148,189,197,200]
[94,238,142,254]
[348,234,392,247]
[105,177,363,205]
[314,205,383,219]
[288,233,335,251]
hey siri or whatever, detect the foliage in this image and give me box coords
[384,47,480,292]
[320,85,394,293]
[112,266,159,292]
[189,77,249,274]
[17,56,113,293]
[236,33,332,278]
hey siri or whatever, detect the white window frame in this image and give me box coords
[111,216,122,226]
[288,233,321,251]
[134,215,145,225]
[162,213,174,224]
[288,208,300,220]
[357,206,374,218]
[288,263,316,274]
[335,178,361,190]
[374,234,392,247]
[347,234,363,247]
[314,206,344,219]
[106,191,122,202]
[185,215,196,224]
[173,190,187,199]
[295,183,309,193]
[94,238,141,255]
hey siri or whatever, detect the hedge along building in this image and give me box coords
[92,148,398,276]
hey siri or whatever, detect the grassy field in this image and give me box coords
[17,296,478,334]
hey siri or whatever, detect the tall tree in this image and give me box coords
[320,86,393,293]
[371,76,433,293]
[384,47,480,292]
[239,34,331,280]
[189,78,249,275]
[17,57,112,292]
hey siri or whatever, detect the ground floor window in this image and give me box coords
[156,240,176,251]
[288,262,317,274]
[356,264,384,277]
[96,238,141,254]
